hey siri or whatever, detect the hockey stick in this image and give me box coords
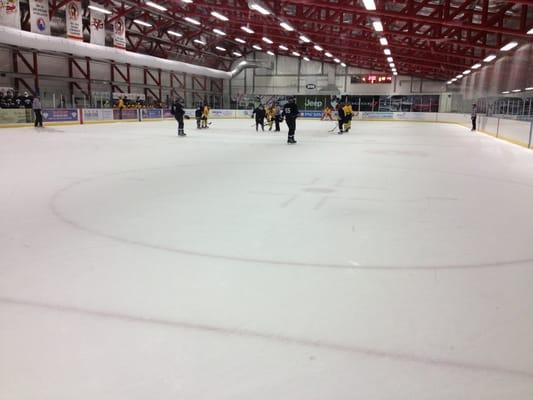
[328,123,339,133]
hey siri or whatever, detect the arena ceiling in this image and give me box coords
[81,0,533,80]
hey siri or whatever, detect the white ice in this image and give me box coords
[1,119,532,399]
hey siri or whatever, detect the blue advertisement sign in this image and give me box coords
[42,108,79,122]
[300,110,322,118]
[142,109,163,119]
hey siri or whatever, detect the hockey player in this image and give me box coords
[266,105,276,131]
[336,103,345,134]
[170,98,186,136]
[321,105,333,121]
[282,96,299,144]
[342,102,353,133]
[471,104,477,131]
[252,104,266,131]
[195,104,203,128]
[201,102,210,128]
[274,103,282,131]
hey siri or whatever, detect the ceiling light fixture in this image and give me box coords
[340,62,346,67]
[145,1,167,11]
[384,49,391,55]
[314,45,323,51]
[379,37,388,46]
[241,26,254,34]
[278,45,288,50]
[88,5,111,14]
[193,39,206,45]
[262,37,273,44]
[483,54,496,62]
[267,50,275,56]
[362,0,376,10]
[184,17,200,25]
[372,21,383,32]
[325,52,333,57]
[463,69,471,75]
[213,28,226,36]
[233,51,242,57]
[500,41,518,51]
[303,56,310,61]
[280,22,294,31]
[299,35,311,43]
[215,46,226,51]
[252,44,262,50]
[386,56,393,62]
[292,51,300,56]
[210,11,229,21]
[133,19,152,27]
[249,3,270,15]
[471,63,481,69]
[168,30,182,37]
[235,38,246,44]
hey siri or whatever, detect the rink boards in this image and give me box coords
[1,108,532,149]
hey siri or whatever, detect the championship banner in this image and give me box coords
[0,0,21,29]
[89,1,105,45]
[66,0,82,40]
[113,16,126,49]
[29,0,50,35]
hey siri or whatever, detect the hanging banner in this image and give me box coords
[0,0,21,29]
[113,16,126,49]
[66,0,82,40]
[89,1,105,45]
[29,0,50,35]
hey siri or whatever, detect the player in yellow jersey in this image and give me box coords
[342,102,353,132]
[266,105,276,131]
[201,103,210,128]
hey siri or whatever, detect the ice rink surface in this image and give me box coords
[1,119,533,399]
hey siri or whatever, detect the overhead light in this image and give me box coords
[525,87,533,91]
[278,45,288,50]
[303,56,310,61]
[471,63,482,69]
[325,52,333,57]
[393,72,398,76]
[262,37,273,44]
[88,5,111,14]
[267,50,275,56]
[213,28,226,36]
[386,56,393,62]
[483,54,497,62]
[252,44,262,50]
[391,68,397,72]
[512,89,521,93]
[181,0,193,2]
[299,35,311,43]
[184,17,200,25]
[250,3,270,15]
[463,69,471,75]
[314,45,323,51]
[500,41,518,51]
[133,19,152,27]
[280,22,294,31]
[168,30,182,37]
[215,46,226,51]
[210,11,228,21]
[333,58,340,63]
[340,62,346,67]
[193,39,206,45]
[389,63,395,68]
[451,78,457,81]
[146,1,167,11]
[235,38,246,44]
[501,91,510,94]
[528,28,533,34]
[372,21,383,32]
[241,26,254,34]
[379,37,388,46]
[233,51,242,57]
[446,81,452,84]
[292,51,300,56]
[239,60,247,66]
[383,49,391,55]
[362,0,376,10]
[456,74,463,78]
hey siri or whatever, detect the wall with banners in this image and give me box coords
[0,0,21,29]
[89,1,105,45]
[65,0,83,40]
[29,0,50,35]
[113,16,126,49]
